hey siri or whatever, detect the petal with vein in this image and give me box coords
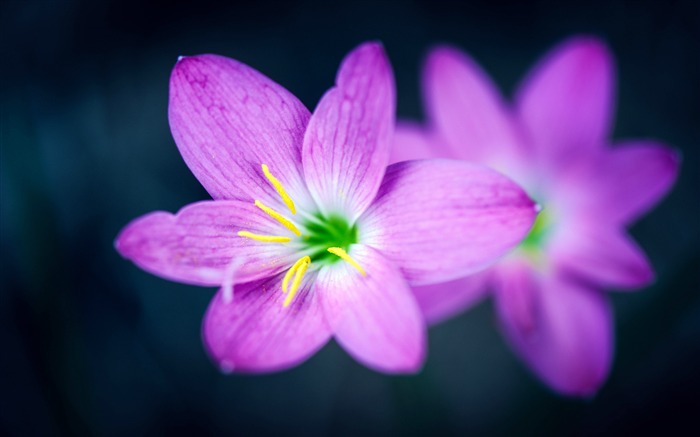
[169,54,311,208]
[115,200,296,286]
[585,141,679,224]
[202,272,331,373]
[303,42,395,220]
[515,36,614,171]
[550,224,654,290]
[494,263,613,396]
[317,245,426,373]
[423,46,522,164]
[360,159,537,285]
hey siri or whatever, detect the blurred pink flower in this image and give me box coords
[115,42,537,374]
[394,36,679,395]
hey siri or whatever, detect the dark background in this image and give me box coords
[2,0,699,435]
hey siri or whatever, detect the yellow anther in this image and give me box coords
[284,258,310,307]
[237,231,291,243]
[327,247,366,276]
[262,164,296,215]
[254,200,301,236]
[282,256,311,293]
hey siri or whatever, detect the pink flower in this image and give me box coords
[115,42,537,374]
[394,37,679,394]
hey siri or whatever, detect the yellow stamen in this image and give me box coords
[254,200,301,236]
[284,258,310,307]
[327,247,366,276]
[237,231,291,243]
[282,256,311,293]
[262,164,296,215]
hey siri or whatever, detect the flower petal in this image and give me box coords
[202,273,332,373]
[551,224,654,289]
[169,55,312,209]
[423,46,521,164]
[302,42,395,220]
[493,262,613,396]
[115,200,297,286]
[360,159,538,285]
[584,141,680,224]
[411,271,490,325]
[515,36,614,170]
[390,121,443,163]
[316,245,426,373]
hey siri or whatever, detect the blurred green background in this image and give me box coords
[2,0,699,435]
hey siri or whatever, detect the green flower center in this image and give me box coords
[302,213,358,264]
[238,163,366,307]
[519,208,551,253]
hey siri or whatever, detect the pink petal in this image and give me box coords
[316,245,426,373]
[202,272,332,373]
[584,141,680,224]
[169,55,312,209]
[493,262,613,396]
[515,36,614,171]
[411,271,490,325]
[390,121,443,163]
[423,46,521,164]
[551,224,654,289]
[360,159,538,285]
[302,42,395,219]
[115,200,297,286]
